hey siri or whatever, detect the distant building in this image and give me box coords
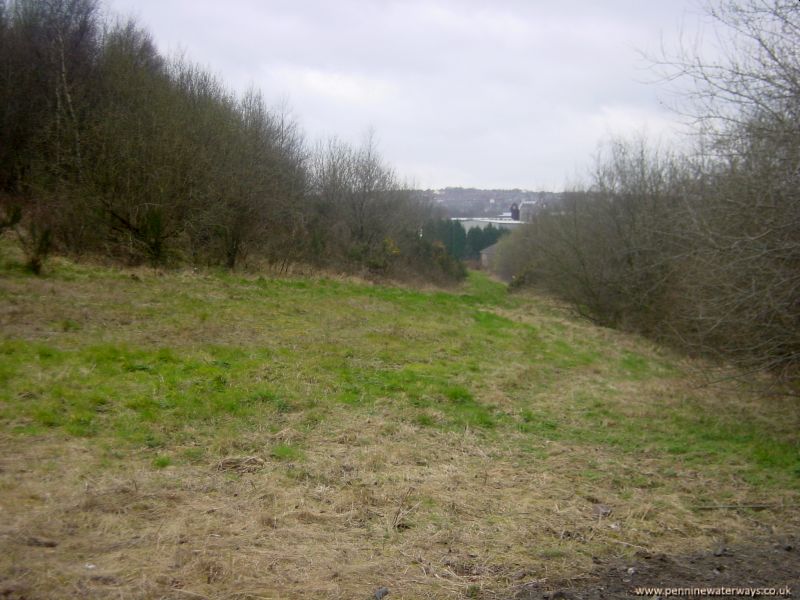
[510,203,520,221]
[519,201,537,221]
[451,217,523,232]
[519,194,566,221]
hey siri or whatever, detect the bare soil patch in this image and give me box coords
[516,535,799,600]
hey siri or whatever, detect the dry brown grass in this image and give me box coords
[1,403,797,600]
[1,255,798,598]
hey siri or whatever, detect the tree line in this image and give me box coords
[421,219,508,262]
[495,0,799,388]
[0,0,464,283]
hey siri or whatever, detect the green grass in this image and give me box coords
[152,455,172,469]
[3,249,800,600]
[270,443,303,461]
[0,252,798,490]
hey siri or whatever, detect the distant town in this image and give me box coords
[416,187,564,224]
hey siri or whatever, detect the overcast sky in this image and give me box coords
[104,0,706,190]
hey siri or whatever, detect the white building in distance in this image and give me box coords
[451,217,524,232]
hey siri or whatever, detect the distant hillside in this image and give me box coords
[416,187,564,219]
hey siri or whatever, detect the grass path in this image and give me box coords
[1,254,798,599]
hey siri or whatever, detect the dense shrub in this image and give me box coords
[0,0,463,283]
[497,1,800,386]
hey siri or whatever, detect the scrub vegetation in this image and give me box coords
[494,1,800,389]
[0,0,464,283]
[1,0,799,597]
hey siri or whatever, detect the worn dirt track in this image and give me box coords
[515,534,799,600]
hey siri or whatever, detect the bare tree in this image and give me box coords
[661,1,800,384]
[499,1,800,387]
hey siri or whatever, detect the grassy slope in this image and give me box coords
[1,251,798,599]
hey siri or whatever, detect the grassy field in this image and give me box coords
[1,248,798,599]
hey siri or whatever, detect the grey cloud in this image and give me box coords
[107,0,700,189]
